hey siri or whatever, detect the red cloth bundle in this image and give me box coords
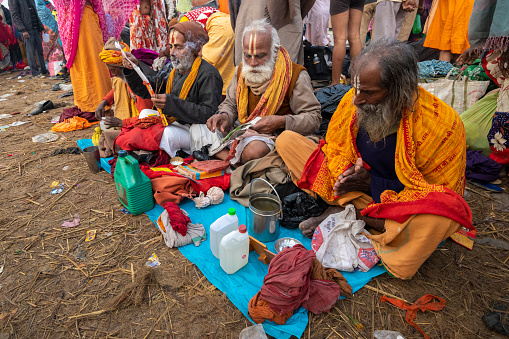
[162,202,191,236]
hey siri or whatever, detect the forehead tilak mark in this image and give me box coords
[249,32,257,55]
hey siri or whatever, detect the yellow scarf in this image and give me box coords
[236,47,292,124]
[313,87,467,203]
[166,56,202,99]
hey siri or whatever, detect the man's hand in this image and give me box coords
[249,115,286,134]
[500,50,509,78]
[151,94,167,110]
[207,113,230,133]
[457,48,480,66]
[122,52,138,70]
[333,157,371,196]
[95,99,109,120]
[402,0,417,12]
[22,31,30,40]
[104,116,123,128]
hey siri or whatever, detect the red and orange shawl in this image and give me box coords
[298,87,473,229]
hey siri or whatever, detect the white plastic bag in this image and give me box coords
[32,132,59,143]
[156,208,207,248]
[419,71,489,114]
[311,204,379,272]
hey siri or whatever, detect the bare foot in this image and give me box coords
[299,206,344,238]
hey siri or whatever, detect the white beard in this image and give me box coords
[241,54,277,85]
[170,51,194,73]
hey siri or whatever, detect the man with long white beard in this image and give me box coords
[275,38,473,280]
[206,19,321,165]
[103,21,224,159]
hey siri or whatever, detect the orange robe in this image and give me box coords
[423,0,475,54]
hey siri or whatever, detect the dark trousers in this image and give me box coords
[23,29,47,76]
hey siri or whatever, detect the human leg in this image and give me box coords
[393,4,407,38]
[23,29,40,76]
[330,10,349,85]
[360,2,376,49]
[347,8,363,60]
[439,50,453,62]
[275,130,318,181]
[33,31,48,74]
[366,214,460,279]
[397,9,417,42]
[373,1,401,40]
[159,123,191,157]
[240,140,271,164]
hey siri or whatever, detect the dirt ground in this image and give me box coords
[0,70,508,339]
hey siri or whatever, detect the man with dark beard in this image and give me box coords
[275,38,473,280]
[206,19,321,165]
[103,21,224,159]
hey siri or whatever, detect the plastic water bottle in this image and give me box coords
[210,208,238,258]
[100,117,111,131]
[219,225,249,274]
[313,53,321,73]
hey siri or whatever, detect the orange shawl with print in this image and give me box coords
[298,87,473,229]
[236,47,292,124]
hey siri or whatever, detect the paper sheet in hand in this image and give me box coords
[210,117,261,153]
[115,41,153,91]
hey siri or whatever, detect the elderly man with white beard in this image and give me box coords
[105,21,224,159]
[275,38,473,280]
[206,19,321,165]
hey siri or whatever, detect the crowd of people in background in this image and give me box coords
[0,0,483,83]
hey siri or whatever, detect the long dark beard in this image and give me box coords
[356,102,401,143]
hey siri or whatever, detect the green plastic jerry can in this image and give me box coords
[114,150,154,215]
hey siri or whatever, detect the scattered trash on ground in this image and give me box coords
[120,207,131,214]
[75,247,86,261]
[51,147,82,156]
[32,132,59,143]
[0,121,30,131]
[28,100,54,116]
[482,302,509,335]
[85,230,97,242]
[62,166,69,171]
[50,184,64,194]
[61,214,80,228]
[239,324,267,339]
[0,265,4,274]
[50,181,59,187]
[59,91,73,98]
[374,330,406,339]
[145,253,160,267]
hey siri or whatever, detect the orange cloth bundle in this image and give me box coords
[248,291,293,325]
[52,116,98,132]
[98,40,131,66]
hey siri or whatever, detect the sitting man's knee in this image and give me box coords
[240,140,270,164]
[275,130,298,152]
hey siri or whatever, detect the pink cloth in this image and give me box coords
[53,0,138,69]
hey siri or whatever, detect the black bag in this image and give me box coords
[304,44,333,81]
